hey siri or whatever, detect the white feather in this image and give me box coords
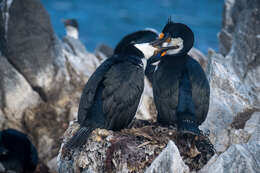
[163,37,184,55]
[134,43,157,59]
[66,26,79,39]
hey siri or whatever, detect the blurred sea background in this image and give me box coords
[42,0,223,54]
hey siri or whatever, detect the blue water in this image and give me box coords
[42,0,223,54]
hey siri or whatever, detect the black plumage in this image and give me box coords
[0,129,38,173]
[146,21,210,135]
[65,30,157,149]
[63,19,78,29]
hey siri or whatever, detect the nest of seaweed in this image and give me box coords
[61,119,215,173]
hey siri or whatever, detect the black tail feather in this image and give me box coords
[64,127,94,149]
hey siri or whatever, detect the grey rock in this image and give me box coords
[200,0,260,153]
[200,50,253,152]
[5,0,63,100]
[245,112,260,143]
[0,162,5,172]
[62,36,100,83]
[188,48,208,71]
[94,43,114,61]
[199,142,260,173]
[0,109,6,129]
[0,56,41,129]
[219,0,260,106]
[249,124,260,143]
[218,29,232,56]
[244,112,260,136]
[47,156,58,173]
[145,141,190,173]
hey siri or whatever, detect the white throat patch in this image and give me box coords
[134,43,157,59]
[66,26,79,39]
[162,37,184,55]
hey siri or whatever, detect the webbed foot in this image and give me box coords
[177,119,201,136]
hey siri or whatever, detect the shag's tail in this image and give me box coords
[64,127,94,149]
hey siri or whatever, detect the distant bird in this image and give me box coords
[0,129,38,173]
[63,19,79,39]
[65,30,159,149]
[145,19,210,135]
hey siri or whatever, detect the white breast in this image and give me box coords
[66,26,79,39]
[141,58,147,69]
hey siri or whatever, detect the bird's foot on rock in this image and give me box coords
[177,119,201,136]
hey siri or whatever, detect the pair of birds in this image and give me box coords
[65,19,210,149]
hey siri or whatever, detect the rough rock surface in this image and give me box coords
[199,50,255,152]
[145,141,189,173]
[197,0,260,172]
[58,120,215,173]
[0,55,41,130]
[200,0,260,154]
[219,0,260,106]
[6,0,61,100]
[200,111,260,173]
[188,48,208,71]
[199,142,260,173]
[95,44,114,61]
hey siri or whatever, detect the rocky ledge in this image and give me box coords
[58,120,214,173]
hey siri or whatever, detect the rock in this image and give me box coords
[4,0,67,101]
[47,156,58,173]
[0,162,5,172]
[145,141,190,173]
[244,112,260,143]
[95,44,114,61]
[0,56,41,129]
[62,36,100,84]
[188,48,208,71]
[0,0,8,56]
[244,112,260,136]
[199,0,260,154]
[199,142,260,173]
[0,110,5,129]
[200,50,253,152]
[229,128,250,145]
[22,103,71,163]
[249,124,260,143]
[58,120,214,173]
[219,0,260,106]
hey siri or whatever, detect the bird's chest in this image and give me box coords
[154,62,185,84]
[153,61,187,96]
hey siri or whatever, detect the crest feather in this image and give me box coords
[167,16,174,25]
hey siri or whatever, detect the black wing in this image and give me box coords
[186,56,210,125]
[102,61,144,130]
[151,61,180,125]
[77,56,123,124]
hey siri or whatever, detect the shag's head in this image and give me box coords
[114,30,159,59]
[63,19,78,29]
[63,19,79,39]
[151,18,194,57]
